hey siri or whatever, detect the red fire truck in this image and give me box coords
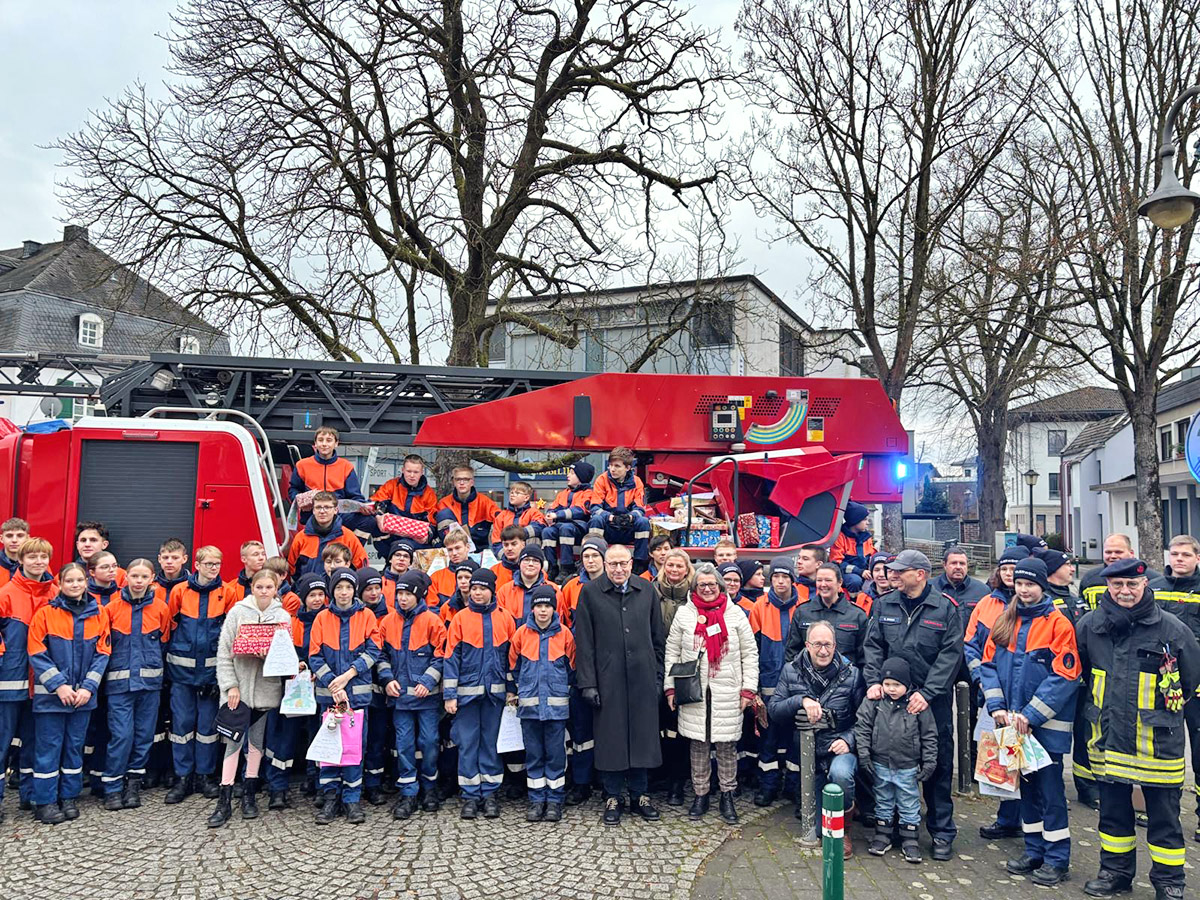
[0,355,908,574]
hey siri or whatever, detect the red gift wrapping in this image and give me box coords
[231,622,287,655]
[756,515,781,549]
[380,513,431,543]
[736,513,762,548]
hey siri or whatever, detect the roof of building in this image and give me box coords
[0,227,223,335]
[1009,386,1124,422]
[1157,374,1200,413]
[1060,413,1131,460]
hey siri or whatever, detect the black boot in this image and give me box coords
[1005,854,1043,875]
[527,800,546,822]
[482,794,501,818]
[268,789,290,811]
[900,824,923,864]
[1153,884,1184,900]
[122,776,142,809]
[753,787,778,807]
[420,789,441,813]
[364,786,386,807]
[60,798,79,820]
[666,780,685,806]
[868,819,893,856]
[565,784,592,807]
[688,793,710,820]
[35,803,66,825]
[344,801,365,824]
[164,773,193,805]
[719,790,738,824]
[392,795,417,820]
[560,562,578,581]
[1083,870,1133,898]
[633,794,660,821]
[207,786,233,828]
[199,774,220,800]
[240,777,260,819]
[104,791,125,811]
[315,792,340,825]
[544,801,563,822]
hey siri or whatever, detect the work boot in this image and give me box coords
[1153,884,1184,900]
[420,789,440,813]
[1005,854,1043,875]
[1076,782,1101,810]
[392,795,417,820]
[565,784,592,807]
[240,777,260,819]
[603,795,623,826]
[1030,866,1069,887]
[460,798,479,820]
[344,801,365,824]
[719,791,739,825]
[199,774,220,800]
[868,819,893,856]
[667,780,685,807]
[364,786,386,807]
[900,823,922,864]
[503,780,525,801]
[633,794,660,821]
[979,820,1023,839]
[268,789,290,811]
[122,776,142,809]
[164,773,193,805]
[35,803,66,825]
[526,801,546,822]
[104,791,125,811]
[315,792,340,825]
[544,802,563,822]
[1082,870,1133,898]
[482,795,501,818]
[60,798,79,820]
[689,793,710,820]
[930,839,953,862]
[206,786,233,828]
[840,803,855,858]
[753,787,778,807]
[303,774,317,798]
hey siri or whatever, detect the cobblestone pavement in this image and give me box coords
[692,781,1200,900]
[0,786,774,900]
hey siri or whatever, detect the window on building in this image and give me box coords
[694,301,733,348]
[1176,419,1189,458]
[1048,472,1060,499]
[1161,426,1173,462]
[178,334,201,354]
[1054,514,1062,534]
[78,313,104,349]
[584,332,603,372]
[1124,501,1130,526]
[1047,430,1067,456]
[779,322,805,376]
[487,323,507,367]
[1035,514,1046,536]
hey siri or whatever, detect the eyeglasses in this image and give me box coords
[696,582,721,591]
[453,476,473,483]
[806,640,835,650]
[607,560,633,568]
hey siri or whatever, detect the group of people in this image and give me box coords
[1,429,1198,900]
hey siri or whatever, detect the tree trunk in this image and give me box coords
[882,503,903,554]
[975,423,1007,546]
[1129,395,1164,566]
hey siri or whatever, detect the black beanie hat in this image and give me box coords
[571,461,596,484]
[880,657,912,688]
[1013,558,1050,591]
[469,569,497,594]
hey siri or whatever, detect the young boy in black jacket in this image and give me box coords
[854,657,937,863]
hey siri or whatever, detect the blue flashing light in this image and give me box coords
[895,460,909,480]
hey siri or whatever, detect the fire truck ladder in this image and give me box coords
[100,354,584,445]
[0,352,143,397]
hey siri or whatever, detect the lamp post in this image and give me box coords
[1023,469,1039,535]
[1138,85,1200,229]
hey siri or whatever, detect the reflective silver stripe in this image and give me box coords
[784,760,800,772]
[169,732,193,744]
[966,658,982,671]
[527,776,547,788]
[398,775,417,784]
[480,773,504,784]
[573,740,594,752]
[519,697,540,707]
[140,667,163,679]
[166,654,196,668]
[195,733,219,744]
[1029,697,1056,719]
[61,767,83,775]
[983,688,1004,700]
[205,657,218,668]
[356,653,375,670]
[546,775,565,789]
[350,684,373,695]
[761,687,775,697]
[1023,821,1044,833]
[443,678,458,688]
[0,679,29,690]
[423,667,441,683]
[344,778,362,788]
[1044,827,1071,841]
[457,686,485,696]
[105,670,131,681]
[38,666,62,685]
[546,696,569,707]
[459,774,482,786]
[488,683,506,694]
[758,760,779,771]
[315,664,332,679]
[1042,718,1072,732]
[32,685,49,695]
[85,670,105,685]
[633,531,650,539]
[32,771,57,779]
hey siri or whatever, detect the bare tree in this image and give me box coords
[55,0,726,368]
[732,0,1034,546]
[1016,0,1200,562]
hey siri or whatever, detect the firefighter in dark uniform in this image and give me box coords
[1036,547,1098,808]
[783,563,869,668]
[863,549,963,861]
[1150,534,1200,842]
[1076,558,1200,900]
[1079,534,1159,611]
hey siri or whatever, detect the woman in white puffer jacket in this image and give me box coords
[664,562,758,824]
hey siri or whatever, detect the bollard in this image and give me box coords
[955,681,973,794]
[796,722,819,844]
[821,783,845,900]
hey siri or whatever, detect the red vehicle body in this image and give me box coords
[0,416,282,578]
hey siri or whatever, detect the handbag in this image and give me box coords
[306,709,344,765]
[380,513,431,543]
[669,649,705,705]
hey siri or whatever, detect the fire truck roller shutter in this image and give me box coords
[76,439,199,564]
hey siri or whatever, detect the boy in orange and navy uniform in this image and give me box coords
[509,585,575,822]
[75,522,128,587]
[371,454,438,556]
[440,559,479,627]
[381,541,416,608]
[0,536,57,816]
[491,525,526,589]
[223,541,268,600]
[288,491,368,578]
[587,447,651,572]
[28,561,111,824]
[288,426,370,529]
[490,481,546,557]
[0,517,29,590]
[427,530,474,609]
[497,546,560,625]
[541,461,595,583]
[377,570,447,819]
[443,568,515,819]
[829,502,877,583]
[434,466,499,550]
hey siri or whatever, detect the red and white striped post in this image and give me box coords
[821,783,844,900]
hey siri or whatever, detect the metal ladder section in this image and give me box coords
[100,353,583,445]
[140,406,291,541]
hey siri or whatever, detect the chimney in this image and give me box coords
[21,241,41,259]
[63,225,89,244]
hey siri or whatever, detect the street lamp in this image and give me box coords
[1138,85,1200,229]
[1023,469,1039,535]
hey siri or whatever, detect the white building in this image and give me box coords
[486,274,863,378]
[1060,414,1132,559]
[1006,387,1124,538]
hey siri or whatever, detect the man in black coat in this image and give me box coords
[574,543,666,826]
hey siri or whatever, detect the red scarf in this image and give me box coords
[691,590,730,672]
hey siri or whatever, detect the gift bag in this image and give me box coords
[336,709,364,766]
[286,500,300,532]
[380,513,431,543]
[232,623,283,655]
[974,730,1019,793]
[262,627,300,677]
[496,705,525,754]
[306,710,344,764]
[736,513,761,548]
[280,670,317,717]
[1018,732,1052,774]
[755,515,781,548]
